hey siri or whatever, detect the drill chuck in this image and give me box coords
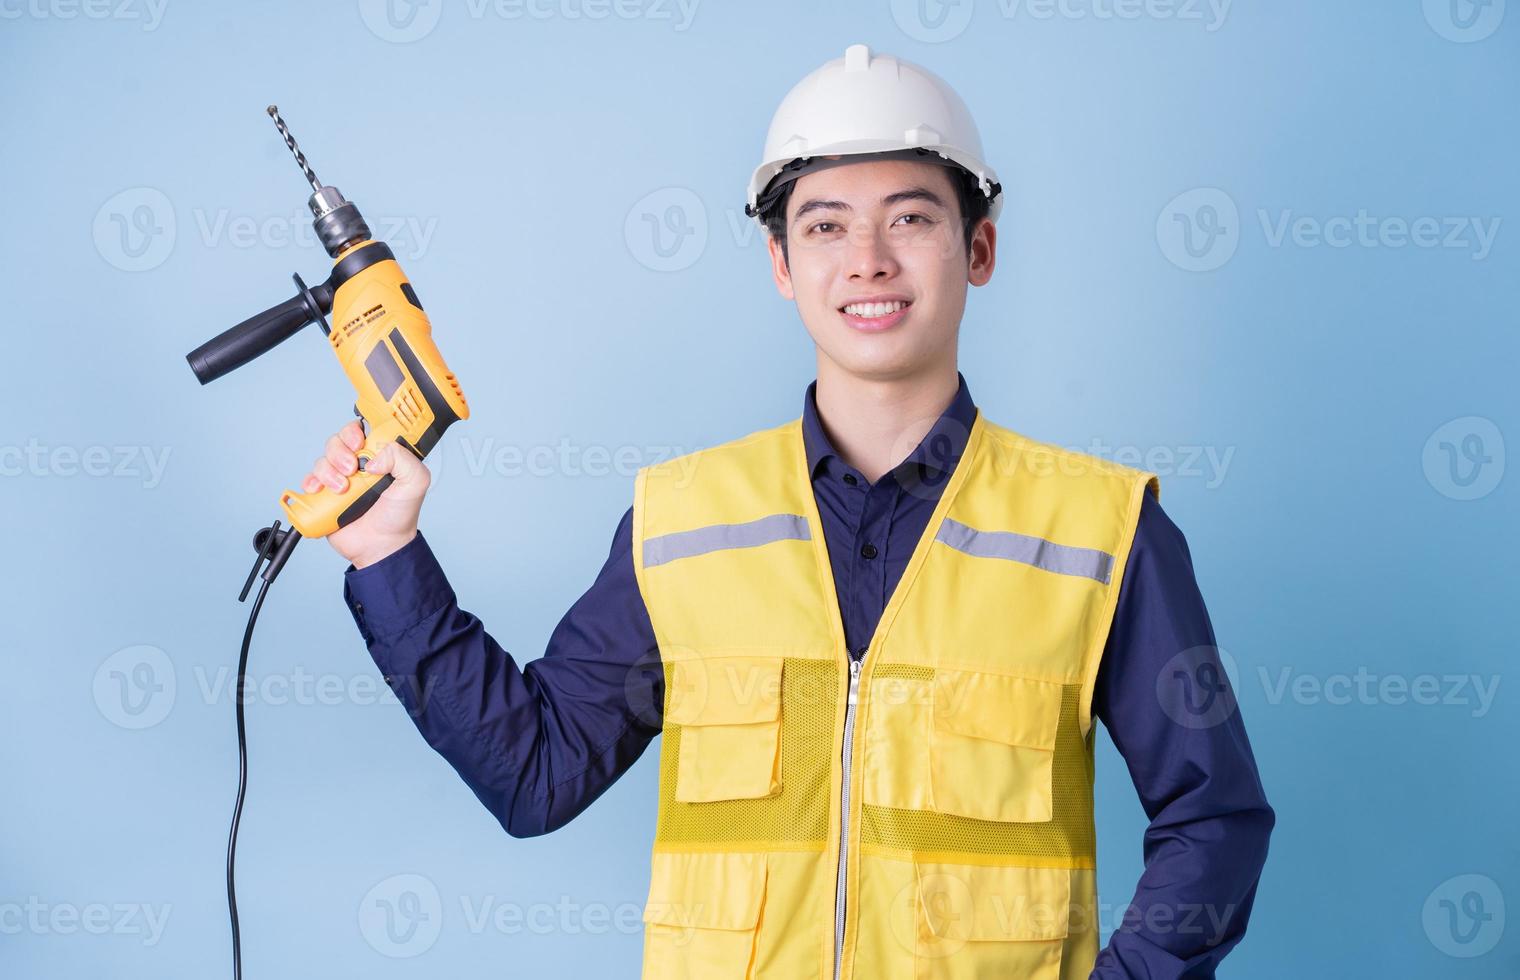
[266,105,371,256]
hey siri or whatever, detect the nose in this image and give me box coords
[844,219,900,281]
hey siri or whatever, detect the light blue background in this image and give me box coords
[3,1,1516,976]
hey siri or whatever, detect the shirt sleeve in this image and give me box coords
[341,506,663,837]
[1089,492,1276,978]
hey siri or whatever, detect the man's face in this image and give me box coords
[767,158,995,382]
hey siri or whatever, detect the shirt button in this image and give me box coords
[354,602,365,613]
[860,543,878,559]
[843,473,858,486]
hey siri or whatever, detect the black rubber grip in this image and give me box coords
[187,294,316,385]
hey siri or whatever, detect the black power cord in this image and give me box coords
[228,520,302,979]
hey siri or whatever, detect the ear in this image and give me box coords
[967,217,996,287]
[767,231,795,300]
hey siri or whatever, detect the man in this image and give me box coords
[304,44,1273,979]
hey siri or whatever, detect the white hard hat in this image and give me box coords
[745,43,1003,228]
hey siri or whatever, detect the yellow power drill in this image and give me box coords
[184,106,469,980]
[188,105,469,547]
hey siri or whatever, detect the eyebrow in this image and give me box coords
[791,186,950,223]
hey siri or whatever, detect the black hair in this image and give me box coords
[758,163,993,268]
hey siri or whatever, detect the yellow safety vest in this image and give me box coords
[631,409,1158,980]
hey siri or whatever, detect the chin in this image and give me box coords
[825,344,930,382]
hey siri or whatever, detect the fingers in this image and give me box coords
[326,431,359,475]
[340,420,365,451]
[364,441,431,489]
[307,456,348,493]
[303,422,369,494]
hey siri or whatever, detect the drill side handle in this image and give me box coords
[187,281,335,385]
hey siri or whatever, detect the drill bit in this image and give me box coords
[266,105,322,192]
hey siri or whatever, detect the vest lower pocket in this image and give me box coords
[928,668,1063,823]
[668,656,784,803]
[913,860,1070,980]
[642,850,768,980]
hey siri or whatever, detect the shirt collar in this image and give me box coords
[802,372,978,483]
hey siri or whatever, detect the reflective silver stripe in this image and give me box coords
[936,516,1115,584]
[642,513,812,569]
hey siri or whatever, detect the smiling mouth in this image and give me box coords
[839,300,912,331]
[839,300,911,318]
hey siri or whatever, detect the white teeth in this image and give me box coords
[843,301,907,317]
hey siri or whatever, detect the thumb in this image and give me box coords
[365,441,426,484]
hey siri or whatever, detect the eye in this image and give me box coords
[895,213,932,226]
[809,221,840,235]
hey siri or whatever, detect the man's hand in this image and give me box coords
[301,420,430,568]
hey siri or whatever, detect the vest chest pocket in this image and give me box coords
[668,656,784,803]
[643,850,768,980]
[913,860,1070,979]
[929,669,1063,824]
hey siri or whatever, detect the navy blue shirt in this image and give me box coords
[344,374,1274,978]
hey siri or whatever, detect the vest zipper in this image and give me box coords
[833,656,862,980]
